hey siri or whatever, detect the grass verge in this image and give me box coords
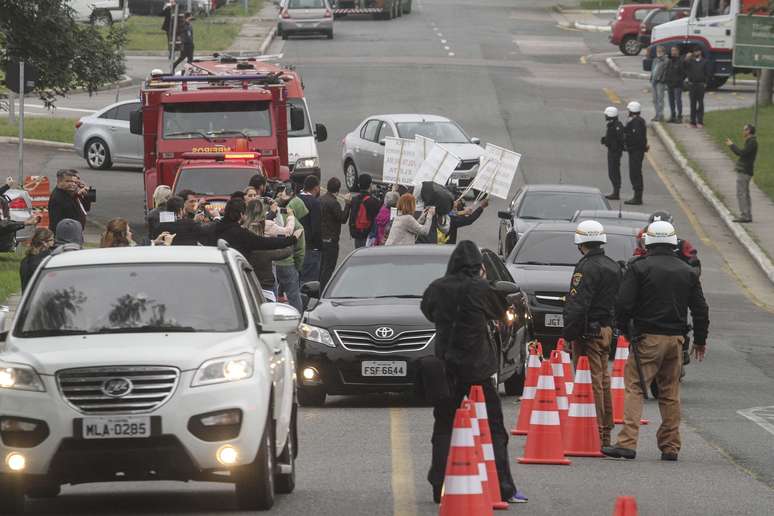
[0,116,77,144]
[0,249,23,304]
[217,0,264,17]
[578,0,620,10]
[704,105,774,202]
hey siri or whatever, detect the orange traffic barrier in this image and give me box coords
[468,386,508,511]
[24,176,51,229]
[556,338,574,396]
[550,350,569,431]
[564,356,604,457]
[612,496,639,516]
[511,345,541,436]
[439,408,493,516]
[611,336,649,425]
[518,360,571,465]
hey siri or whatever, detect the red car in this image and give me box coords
[637,7,689,47]
[610,3,666,56]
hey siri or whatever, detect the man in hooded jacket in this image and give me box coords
[420,241,525,504]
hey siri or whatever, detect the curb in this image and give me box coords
[0,137,73,149]
[574,21,611,32]
[606,56,649,79]
[259,25,278,55]
[653,122,774,285]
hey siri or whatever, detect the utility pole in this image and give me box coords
[758,69,773,109]
[17,61,25,186]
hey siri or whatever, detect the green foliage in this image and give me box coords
[0,116,76,143]
[0,0,126,106]
[124,15,240,52]
[0,248,23,303]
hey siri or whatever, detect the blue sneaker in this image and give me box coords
[506,490,528,503]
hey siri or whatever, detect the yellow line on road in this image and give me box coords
[580,55,588,64]
[603,87,622,105]
[390,408,417,516]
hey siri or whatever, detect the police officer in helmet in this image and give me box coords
[601,107,626,201]
[603,220,709,461]
[634,211,701,273]
[562,220,621,447]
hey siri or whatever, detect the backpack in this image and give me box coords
[354,195,372,231]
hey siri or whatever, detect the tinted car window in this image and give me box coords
[174,167,260,195]
[395,122,469,143]
[16,264,246,337]
[326,254,448,298]
[114,103,140,122]
[100,107,119,120]
[287,98,312,137]
[361,120,381,142]
[511,231,636,266]
[518,192,607,220]
[289,0,325,7]
[163,101,272,139]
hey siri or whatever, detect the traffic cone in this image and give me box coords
[564,356,604,457]
[439,408,493,516]
[611,336,649,425]
[468,386,508,511]
[550,350,569,431]
[462,399,506,511]
[556,338,574,396]
[511,345,541,436]
[518,361,571,465]
[612,496,639,516]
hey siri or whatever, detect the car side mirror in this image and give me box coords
[378,139,386,146]
[129,110,143,135]
[259,302,301,334]
[301,281,320,299]
[315,123,328,142]
[470,136,481,145]
[290,106,305,132]
[494,281,519,294]
[507,292,525,307]
[497,210,511,220]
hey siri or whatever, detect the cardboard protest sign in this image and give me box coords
[383,137,418,185]
[415,134,435,162]
[469,143,521,199]
[412,144,461,189]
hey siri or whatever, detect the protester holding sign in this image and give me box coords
[385,194,434,246]
[446,197,489,245]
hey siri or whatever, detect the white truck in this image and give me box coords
[67,0,128,26]
[644,0,770,89]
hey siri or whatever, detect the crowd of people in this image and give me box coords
[649,46,710,127]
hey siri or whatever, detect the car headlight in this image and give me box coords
[295,157,319,170]
[191,353,254,387]
[298,323,335,348]
[0,363,46,392]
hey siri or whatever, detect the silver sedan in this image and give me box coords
[74,99,143,170]
[278,0,334,39]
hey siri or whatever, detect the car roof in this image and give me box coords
[366,114,453,124]
[526,222,638,235]
[43,247,231,269]
[574,209,650,220]
[522,184,603,194]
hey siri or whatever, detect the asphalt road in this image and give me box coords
[4,0,774,514]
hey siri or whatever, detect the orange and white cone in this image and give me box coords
[611,336,649,425]
[550,350,570,431]
[511,345,542,436]
[556,338,574,396]
[468,386,509,511]
[564,356,604,457]
[518,360,571,465]
[612,496,639,516]
[439,408,493,516]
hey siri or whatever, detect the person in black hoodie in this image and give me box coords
[20,228,54,292]
[665,46,686,123]
[684,47,709,127]
[212,198,299,259]
[421,241,525,505]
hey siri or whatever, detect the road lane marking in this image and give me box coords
[603,87,622,105]
[390,408,417,516]
[448,52,456,57]
[580,55,588,64]
[444,46,450,51]
[441,39,447,44]
[738,406,774,436]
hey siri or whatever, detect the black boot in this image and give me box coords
[605,190,620,200]
[624,192,642,205]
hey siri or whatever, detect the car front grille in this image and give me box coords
[534,292,567,308]
[334,329,435,354]
[57,366,180,415]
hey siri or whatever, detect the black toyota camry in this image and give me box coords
[296,245,534,406]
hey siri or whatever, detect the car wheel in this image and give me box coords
[504,369,525,396]
[0,475,24,514]
[85,138,112,170]
[620,36,641,56]
[234,409,275,511]
[90,10,113,27]
[275,403,297,494]
[344,160,359,192]
[25,480,60,499]
[298,385,326,407]
[402,0,412,14]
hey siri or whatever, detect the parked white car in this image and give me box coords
[67,0,128,25]
[0,243,300,512]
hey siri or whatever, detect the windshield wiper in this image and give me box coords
[165,131,213,141]
[373,294,422,299]
[207,130,251,139]
[18,329,89,338]
[95,325,196,334]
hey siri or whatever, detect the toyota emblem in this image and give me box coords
[374,327,395,340]
[101,378,133,398]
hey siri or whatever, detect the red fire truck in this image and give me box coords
[129,65,305,210]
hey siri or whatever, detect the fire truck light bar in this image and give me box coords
[158,74,281,83]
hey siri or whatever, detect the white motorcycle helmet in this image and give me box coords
[644,220,678,247]
[574,220,607,245]
[627,101,642,114]
[604,106,619,118]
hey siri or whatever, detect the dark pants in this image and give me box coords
[301,249,321,284]
[428,377,517,501]
[628,150,644,195]
[354,237,367,249]
[607,151,622,193]
[689,82,705,125]
[173,44,194,70]
[667,85,683,119]
[319,241,339,290]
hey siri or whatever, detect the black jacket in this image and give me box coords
[180,22,194,47]
[665,56,686,87]
[684,57,709,84]
[421,241,508,382]
[20,251,50,292]
[602,119,626,154]
[248,246,293,291]
[562,247,622,342]
[298,192,322,250]
[616,245,709,345]
[157,218,213,246]
[730,136,757,176]
[447,206,484,245]
[320,193,349,244]
[212,219,296,258]
[625,116,648,153]
[48,187,91,232]
[348,191,381,240]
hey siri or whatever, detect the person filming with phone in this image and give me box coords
[48,169,93,233]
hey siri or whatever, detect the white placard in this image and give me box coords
[415,134,436,162]
[469,144,522,199]
[412,144,461,189]
[383,137,418,186]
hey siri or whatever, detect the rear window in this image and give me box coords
[289,0,326,7]
[512,231,637,266]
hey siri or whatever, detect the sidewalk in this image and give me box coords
[227,1,278,55]
[554,10,613,32]
[605,54,758,88]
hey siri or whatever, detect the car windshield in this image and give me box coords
[512,231,636,265]
[287,98,312,138]
[174,167,258,196]
[395,122,469,143]
[518,192,606,220]
[325,254,448,299]
[163,101,272,139]
[15,264,246,337]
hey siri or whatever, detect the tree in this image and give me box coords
[0,0,126,107]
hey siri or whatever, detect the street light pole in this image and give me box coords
[17,61,25,186]
[754,70,760,129]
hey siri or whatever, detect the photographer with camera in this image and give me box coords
[48,169,94,233]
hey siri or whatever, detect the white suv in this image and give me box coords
[0,244,300,513]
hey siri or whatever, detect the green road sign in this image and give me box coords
[734,15,774,69]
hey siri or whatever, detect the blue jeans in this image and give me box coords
[667,86,683,119]
[275,264,303,312]
[652,81,666,120]
[301,249,321,284]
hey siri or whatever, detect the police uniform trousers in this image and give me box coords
[616,334,683,454]
[428,377,516,500]
[572,327,614,446]
[607,151,622,194]
[628,150,644,195]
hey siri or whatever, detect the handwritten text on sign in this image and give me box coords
[383,137,418,185]
[470,143,522,199]
[412,144,461,189]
